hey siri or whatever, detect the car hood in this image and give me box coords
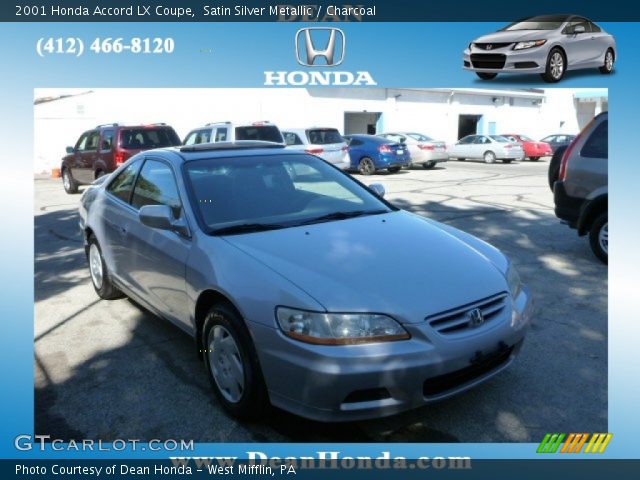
[474,30,552,44]
[222,211,508,324]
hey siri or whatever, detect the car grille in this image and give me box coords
[423,343,515,397]
[470,53,507,69]
[426,293,508,335]
[474,42,512,51]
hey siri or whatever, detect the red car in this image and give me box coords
[501,134,552,161]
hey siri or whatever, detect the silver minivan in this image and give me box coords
[282,128,350,170]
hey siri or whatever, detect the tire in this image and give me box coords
[548,145,568,191]
[541,48,566,83]
[599,49,614,74]
[483,151,496,164]
[423,161,436,169]
[388,166,401,173]
[62,168,79,194]
[588,213,608,264]
[476,72,498,80]
[95,170,106,179]
[457,158,466,162]
[358,157,376,175]
[202,304,269,420]
[529,157,540,162]
[87,236,123,300]
[503,159,513,164]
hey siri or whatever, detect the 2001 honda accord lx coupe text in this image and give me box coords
[463,14,616,83]
[79,141,533,421]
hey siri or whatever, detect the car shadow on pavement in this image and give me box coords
[34,196,607,443]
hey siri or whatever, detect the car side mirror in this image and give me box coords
[574,25,586,34]
[369,183,385,198]
[139,204,190,237]
[66,146,74,154]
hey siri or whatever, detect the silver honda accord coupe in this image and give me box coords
[463,14,616,82]
[79,141,533,421]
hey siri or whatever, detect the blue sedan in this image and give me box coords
[79,141,532,421]
[344,134,411,175]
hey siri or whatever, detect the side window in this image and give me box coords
[564,19,590,34]
[101,130,114,151]
[84,131,100,151]
[106,162,140,204]
[131,159,182,218]
[581,120,608,159]
[198,129,212,144]
[215,128,228,142]
[283,132,303,146]
[459,136,474,144]
[349,139,363,146]
[75,132,90,151]
[184,131,198,146]
[473,136,488,144]
[590,22,601,33]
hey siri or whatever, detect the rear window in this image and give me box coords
[235,125,283,143]
[119,128,181,150]
[407,133,434,142]
[490,135,510,142]
[581,120,608,159]
[306,129,344,145]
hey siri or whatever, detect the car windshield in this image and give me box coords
[235,125,283,143]
[186,154,392,234]
[120,128,181,150]
[490,135,510,142]
[519,135,533,141]
[306,129,344,145]
[407,133,434,142]
[502,15,567,31]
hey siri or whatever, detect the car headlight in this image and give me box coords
[469,42,474,49]
[506,262,522,299]
[276,307,410,345]
[513,40,547,50]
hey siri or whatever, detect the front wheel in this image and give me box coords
[202,304,269,420]
[62,169,78,194]
[476,72,498,80]
[483,151,496,164]
[589,213,608,264]
[87,236,123,300]
[541,48,565,83]
[599,49,614,74]
[423,161,436,169]
[358,157,376,175]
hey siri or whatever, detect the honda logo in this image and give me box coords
[467,308,485,328]
[295,28,345,67]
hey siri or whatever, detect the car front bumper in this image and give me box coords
[463,45,549,74]
[252,287,533,421]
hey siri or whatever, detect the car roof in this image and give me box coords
[150,141,297,162]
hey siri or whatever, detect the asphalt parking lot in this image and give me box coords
[34,159,607,443]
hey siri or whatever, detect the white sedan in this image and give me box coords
[448,135,525,164]
[379,132,449,169]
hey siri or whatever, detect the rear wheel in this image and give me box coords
[529,156,540,162]
[87,236,123,300]
[423,161,436,169]
[599,49,614,74]
[62,168,78,194]
[388,166,401,173]
[483,151,496,164]
[476,72,498,80]
[202,304,269,420]
[358,157,375,175]
[589,213,608,264]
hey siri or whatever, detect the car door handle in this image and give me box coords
[118,225,128,236]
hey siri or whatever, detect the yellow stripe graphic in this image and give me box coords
[598,433,613,453]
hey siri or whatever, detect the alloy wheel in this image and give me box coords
[359,158,375,175]
[63,171,71,191]
[599,222,608,256]
[88,243,104,289]
[550,52,564,80]
[605,51,613,71]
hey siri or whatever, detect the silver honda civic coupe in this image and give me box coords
[463,14,616,82]
[79,141,533,422]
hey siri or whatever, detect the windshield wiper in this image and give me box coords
[298,209,388,226]
[212,223,286,235]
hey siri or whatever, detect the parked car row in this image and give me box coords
[60,120,573,192]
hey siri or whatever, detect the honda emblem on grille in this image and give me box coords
[486,44,493,50]
[467,308,485,327]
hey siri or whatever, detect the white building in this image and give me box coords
[34,87,607,174]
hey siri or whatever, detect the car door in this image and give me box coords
[587,21,609,65]
[562,18,593,67]
[450,135,474,158]
[97,128,115,173]
[71,130,99,184]
[471,136,490,159]
[127,157,191,330]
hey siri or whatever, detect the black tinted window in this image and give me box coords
[107,162,140,203]
[590,22,601,33]
[131,159,182,217]
[348,138,363,146]
[581,120,608,159]
[120,128,181,150]
[101,130,114,151]
[215,128,228,142]
[235,125,283,143]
